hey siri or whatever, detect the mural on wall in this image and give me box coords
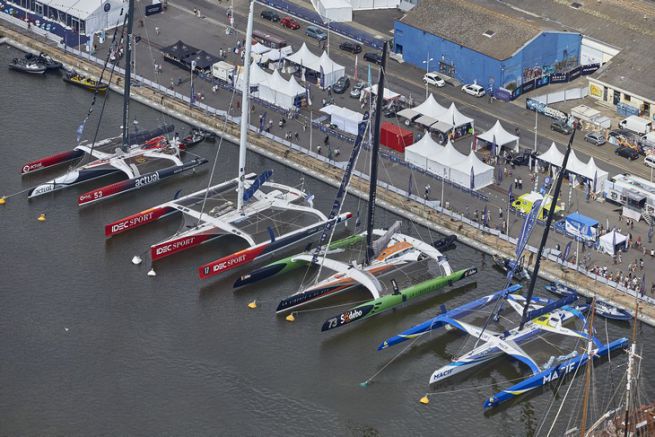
[438,60,456,79]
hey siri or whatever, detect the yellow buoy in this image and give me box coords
[37,213,46,222]
[247,300,257,309]
[286,313,295,322]
[419,395,430,405]
[0,196,6,205]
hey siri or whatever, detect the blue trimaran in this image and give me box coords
[379,128,628,409]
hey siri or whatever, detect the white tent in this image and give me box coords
[311,0,353,22]
[350,0,400,9]
[397,94,447,124]
[431,102,474,133]
[284,44,344,88]
[363,84,400,101]
[318,52,346,88]
[537,143,609,193]
[404,132,442,171]
[285,43,321,71]
[449,151,494,190]
[320,105,364,134]
[478,120,519,155]
[599,230,628,256]
[537,142,565,168]
[259,70,305,110]
[39,0,125,35]
[235,62,271,95]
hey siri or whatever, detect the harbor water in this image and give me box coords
[1,45,652,436]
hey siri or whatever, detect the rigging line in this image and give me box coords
[193,77,239,226]
[361,331,422,386]
[76,13,127,166]
[541,336,589,437]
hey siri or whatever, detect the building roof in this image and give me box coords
[39,0,117,19]
[400,0,548,60]
[484,0,655,100]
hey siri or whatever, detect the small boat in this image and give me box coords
[8,58,47,75]
[492,254,530,280]
[25,52,62,71]
[63,71,109,93]
[544,281,632,321]
[178,129,206,150]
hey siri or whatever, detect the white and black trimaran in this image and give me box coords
[23,0,206,205]
[106,1,349,274]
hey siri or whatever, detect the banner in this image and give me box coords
[515,199,542,259]
[242,170,273,202]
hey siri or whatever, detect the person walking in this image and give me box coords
[155,26,160,35]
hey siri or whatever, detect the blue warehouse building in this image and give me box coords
[393,0,582,98]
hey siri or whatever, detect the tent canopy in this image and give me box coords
[185,50,222,70]
[433,103,473,130]
[320,104,363,135]
[537,143,609,193]
[251,43,272,54]
[449,151,494,190]
[161,40,199,62]
[285,43,321,72]
[284,44,344,87]
[398,94,447,121]
[478,120,519,155]
[364,84,400,101]
[599,230,628,255]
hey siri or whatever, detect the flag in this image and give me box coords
[367,63,372,86]
[355,210,361,227]
[508,183,513,205]
[305,193,315,208]
[76,117,87,143]
[649,221,654,243]
[641,273,646,294]
[472,133,477,151]
[612,228,617,253]
[490,134,497,157]
[592,170,598,194]
[470,166,475,190]
[354,55,358,81]
[190,81,195,107]
[408,173,413,197]
[305,83,312,106]
[561,241,572,262]
[259,111,266,132]
[516,199,542,259]
[320,65,325,89]
[483,205,488,227]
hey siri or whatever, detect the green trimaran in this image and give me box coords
[235,41,477,331]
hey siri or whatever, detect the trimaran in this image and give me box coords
[235,41,477,329]
[106,1,349,273]
[379,128,628,408]
[22,0,207,205]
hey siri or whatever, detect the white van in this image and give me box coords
[644,154,655,168]
[619,115,653,135]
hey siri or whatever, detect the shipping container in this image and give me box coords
[380,122,413,152]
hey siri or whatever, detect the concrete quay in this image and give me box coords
[2,23,654,326]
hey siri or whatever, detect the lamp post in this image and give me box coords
[422,52,433,99]
[190,59,196,107]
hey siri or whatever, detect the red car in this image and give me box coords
[280,16,300,30]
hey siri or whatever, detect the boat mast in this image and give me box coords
[121,0,134,152]
[579,298,596,437]
[519,128,576,330]
[236,1,254,212]
[622,298,640,437]
[365,41,387,265]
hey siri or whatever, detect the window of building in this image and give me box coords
[483,30,495,38]
[80,20,86,34]
[34,1,43,15]
[624,94,631,102]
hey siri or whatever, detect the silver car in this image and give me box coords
[584,132,606,146]
[350,81,365,98]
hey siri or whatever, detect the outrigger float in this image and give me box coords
[544,281,632,321]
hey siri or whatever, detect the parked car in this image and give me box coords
[584,131,606,146]
[332,76,350,94]
[644,154,655,168]
[363,52,383,65]
[280,16,300,29]
[339,41,362,54]
[615,146,640,160]
[260,10,280,22]
[305,26,327,41]
[350,81,365,98]
[423,72,445,87]
[510,152,537,167]
[461,83,485,97]
[550,120,573,135]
